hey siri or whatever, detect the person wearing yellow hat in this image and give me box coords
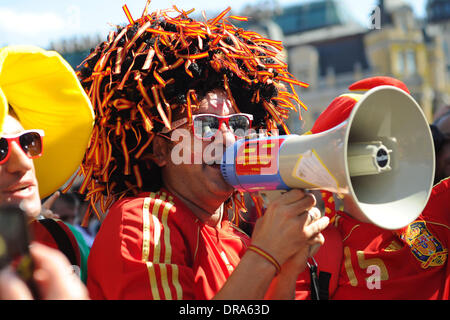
[0,45,94,200]
[0,45,94,298]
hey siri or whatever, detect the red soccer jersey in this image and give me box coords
[87,190,250,299]
[330,178,449,299]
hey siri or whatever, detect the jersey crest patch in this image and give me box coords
[402,221,447,269]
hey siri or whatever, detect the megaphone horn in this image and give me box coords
[221,86,435,230]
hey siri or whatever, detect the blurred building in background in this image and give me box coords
[365,0,449,122]
[50,0,450,132]
[426,0,450,93]
[240,0,371,133]
[49,34,103,68]
[240,0,450,132]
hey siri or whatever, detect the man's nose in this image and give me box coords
[219,122,236,147]
[5,141,33,173]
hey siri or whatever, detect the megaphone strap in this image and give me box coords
[307,258,320,300]
[307,257,331,300]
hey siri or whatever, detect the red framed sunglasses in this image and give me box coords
[0,129,44,165]
[161,113,253,140]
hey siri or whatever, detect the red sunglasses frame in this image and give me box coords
[191,113,253,140]
[160,113,254,141]
[0,129,45,165]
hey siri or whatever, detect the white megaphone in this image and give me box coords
[221,85,435,230]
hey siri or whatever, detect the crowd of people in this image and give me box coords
[0,3,448,301]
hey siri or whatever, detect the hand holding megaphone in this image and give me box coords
[249,189,329,274]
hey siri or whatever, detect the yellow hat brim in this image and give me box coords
[0,89,6,131]
[0,45,94,198]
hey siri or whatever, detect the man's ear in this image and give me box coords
[152,135,171,167]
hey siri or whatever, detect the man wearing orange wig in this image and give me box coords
[78,4,329,300]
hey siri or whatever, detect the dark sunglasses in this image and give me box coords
[0,130,44,165]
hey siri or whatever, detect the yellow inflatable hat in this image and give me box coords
[0,45,94,198]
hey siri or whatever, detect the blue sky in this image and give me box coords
[0,0,427,48]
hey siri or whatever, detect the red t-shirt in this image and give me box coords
[87,190,250,299]
[331,178,449,299]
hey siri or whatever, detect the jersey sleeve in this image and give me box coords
[87,195,197,299]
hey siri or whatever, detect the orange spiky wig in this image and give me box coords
[73,3,309,225]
